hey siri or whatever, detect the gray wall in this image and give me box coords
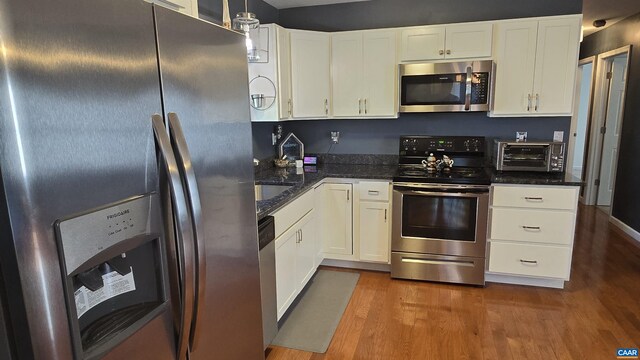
[254,115,570,158]
[198,0,279,25]
[278,0,581,32]
[580,13,640,233]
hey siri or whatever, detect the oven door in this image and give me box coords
[392,185,488,258]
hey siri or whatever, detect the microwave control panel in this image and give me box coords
[471,73,489,105]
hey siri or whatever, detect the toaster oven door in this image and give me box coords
[499,144,550,171]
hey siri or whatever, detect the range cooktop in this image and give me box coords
[393,136,491,185]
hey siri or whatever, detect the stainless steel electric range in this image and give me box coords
[391,136,490,286]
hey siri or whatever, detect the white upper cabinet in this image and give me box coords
[277,26,293,120]
[290,30,331,119]
[332,33,364,117]
[400,26,446,61]
[332,30,397,118]
[400,22,492,62]
[491,15,581,116]
[148,0,198,17]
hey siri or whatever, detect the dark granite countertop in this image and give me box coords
[255,164,397,220]
[254,155,584,220]
[490,169,583,186]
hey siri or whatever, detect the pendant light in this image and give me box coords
[232,0,260,61]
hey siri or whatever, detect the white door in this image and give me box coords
[296,211,317,289]
[444,23,493,59]
[597,55,628,206]
[359,201,390,263]
[290,30,331,118]
[332,33,364,117]
[323,183,353,255]
[492,21,538,115]
[400,26,446,61]
[363,30,397,117]
[275,225,298,320]
[276,26,292,120]
[532,17,581,115]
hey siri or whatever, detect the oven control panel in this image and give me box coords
[400,136,485,156]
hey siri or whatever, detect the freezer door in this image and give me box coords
[0,0,174,359]
[154,6,264,360]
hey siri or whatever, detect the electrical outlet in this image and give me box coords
[330,131,340,144]
[553,131,564,142]
[516,131,528,142]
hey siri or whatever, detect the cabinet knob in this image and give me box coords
[446,49,451,55]
[439,50,444,56]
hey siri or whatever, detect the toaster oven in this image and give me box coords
[493,140,565,172]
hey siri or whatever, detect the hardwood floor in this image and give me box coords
[266,205,640,360]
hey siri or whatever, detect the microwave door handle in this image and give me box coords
[151,114,195,360]
[167,113,206,351]
[464,66,472,111]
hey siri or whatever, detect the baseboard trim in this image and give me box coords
[610,216,640,244]
[321,259,391,273]
[485,273,565,289]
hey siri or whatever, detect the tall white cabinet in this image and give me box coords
[290,30,331,119]
[332,30,397,118]
[491,15,581,116]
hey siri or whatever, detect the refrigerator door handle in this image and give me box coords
[167,112,206,350]
[152,114,195,360]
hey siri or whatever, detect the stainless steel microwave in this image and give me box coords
[493,140,566,172]
[399,60,493,113]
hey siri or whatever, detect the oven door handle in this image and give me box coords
[394,189,487,198]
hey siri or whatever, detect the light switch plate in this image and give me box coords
[553,131,564,142]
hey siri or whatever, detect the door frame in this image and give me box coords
[583,45,631,209]
[568,56,596,204]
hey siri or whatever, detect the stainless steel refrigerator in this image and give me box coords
[0,0,264,359]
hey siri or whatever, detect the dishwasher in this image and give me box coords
[258,216,277,350]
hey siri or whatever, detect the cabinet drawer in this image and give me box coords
[358,181,390,201]
[492,185,578,210]
[273,189,314,238]
[488,241,571,279]
[490,208,575,245]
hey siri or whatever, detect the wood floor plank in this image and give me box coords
[267,205,640,360]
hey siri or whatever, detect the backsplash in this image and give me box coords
[252,113,571,158]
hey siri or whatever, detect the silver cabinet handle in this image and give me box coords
[527,94,532,111]
[384,209,387,222]
[324,99,328,115]
[535,93,539,111]
[464,66,472,111]
[520,259,538,265]
[446,49,451,55]
[368,190,379,195]
[300,229,303,242]
[522,226,541,231]
[167,113,205,351]
[358,99,362,114]
[524,197,543,202]
[288,99,292,117]
[364,99,368,114]
[295,229,299,243]
[439,50,444,55]
[347,189,350,201]
[151,114,194,360]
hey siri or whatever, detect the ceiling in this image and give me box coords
[262,0,640,36]
[262,0,370,10]
[582,0,640,36]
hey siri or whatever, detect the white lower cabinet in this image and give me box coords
[272,188,319,320]
[358,201,390,263]
[322,183,354,256]
[487,184,579,288]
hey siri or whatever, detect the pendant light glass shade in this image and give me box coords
[232,1,260,61]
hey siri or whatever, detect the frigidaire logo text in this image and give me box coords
[107,209,130,220]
